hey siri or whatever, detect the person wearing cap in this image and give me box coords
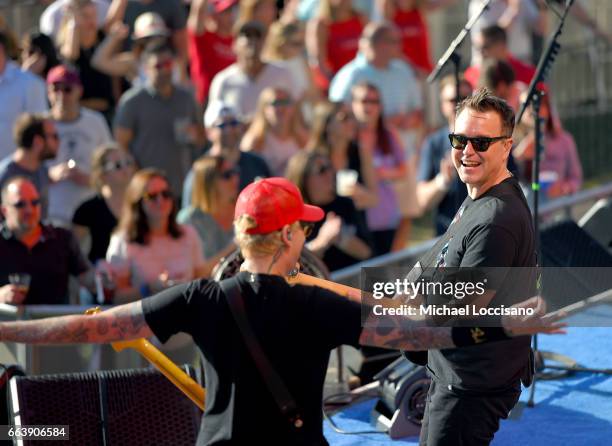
[180,100,270,209]
[187,0,238,105]
[0,174,564,444]
[46,65,112,227]
[93,11,189,88]
[206,20,295,121]
[113,41,205,196]
[105,0,188,63]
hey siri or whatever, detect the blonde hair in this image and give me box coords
[242,87,306,151]
[263,20,302,61]
[234,215,300,257]
[90,143,130,191]
[191,155,224,214]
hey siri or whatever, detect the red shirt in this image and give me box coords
[327,16,363,74]
[394,8,433,73]
[188,29,235,104]
[465,55,536,89]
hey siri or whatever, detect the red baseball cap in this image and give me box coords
[46,65,81,86]
[235,177,324,234]
[212,0,238,13]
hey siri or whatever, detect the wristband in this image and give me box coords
[451,326,511,347]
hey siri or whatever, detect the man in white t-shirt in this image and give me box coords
[206,21,295,122]
[46,65,112,227]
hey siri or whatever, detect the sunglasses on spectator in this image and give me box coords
[213,120,241,129]
[152,59,173,70]
[355,97,380,105]
[143,189,172,202]
[220,167,240,180]
[10,199,41,209]
[269,98,293,107]
[300,221,314,238]
[52,83,74,93]
[448,133,511,152]
[310,163,332,176]
[103,159,134,173]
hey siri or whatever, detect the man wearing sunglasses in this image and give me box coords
[0,177,93,305]
[181,101,271,209]
[414,88,537,446]
[0,175,562,445]
[0,113,59,218]
[46,65,112,227]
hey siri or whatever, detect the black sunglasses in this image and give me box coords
[311,163,332,176]
[448,133,510,152]
[52,83,74,93]
[269,98,293,107]
[143,189,172,202]
[220,167,240,180]
[300,221,314,238]
[103,159,134,173]
[213,120,241,130]
[10,199,41,209]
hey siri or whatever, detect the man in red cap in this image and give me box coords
[0,177,563,444]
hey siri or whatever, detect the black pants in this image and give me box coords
[419,379,521,446]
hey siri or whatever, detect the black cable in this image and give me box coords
[322,390,383,435]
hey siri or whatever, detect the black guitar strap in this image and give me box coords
[219,276,304,430]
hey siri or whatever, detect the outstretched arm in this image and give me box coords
[0,301,153,345]
[359,296,566,351]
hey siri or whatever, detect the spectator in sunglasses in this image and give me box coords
[285,151,372,272]
[72,144,135,264]
[0,177,93,305]
[181,101,270,209]
[106,169,207,304]
[241,87,308,176]
[46,65,112,228]
[0,113,60,218]
[177,155,238,272]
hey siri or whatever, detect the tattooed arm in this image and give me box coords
[0,301,153,344]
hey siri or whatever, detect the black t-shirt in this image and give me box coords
[419,176,536,391]
[0,224,90,304]
[72,195,118,264]
[142,272,362,445]
[75,31,115,114]
[308,196,373,272]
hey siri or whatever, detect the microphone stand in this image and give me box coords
[427,0,492,101]
[514,0,612,409]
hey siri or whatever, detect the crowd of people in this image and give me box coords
[0,0,590,306]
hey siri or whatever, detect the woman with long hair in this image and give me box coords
[263,20,318,106]
[57,0,116,118]
[72,144,135,264]
[286,151,372,271]
[306,0,364,91]
[177,155,238,268]
[106,169,207,303]
[350,82,408,255]
[20,32,60,80]
[308,101,378,210]
[241,86,308,176]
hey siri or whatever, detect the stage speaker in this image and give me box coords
[370,356,430,439]
[578,198,612,253]
[8,366,201,446]
[540,219,612,312]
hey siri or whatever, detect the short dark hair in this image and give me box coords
[481,25,507,46]
[141,40,174,61]
[456,88,515,136]
[479,58,515,90]
[13,113,47,150]
[235,20,265,39]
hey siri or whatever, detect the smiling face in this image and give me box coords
[452,108,512,198]
[141,176,173,223]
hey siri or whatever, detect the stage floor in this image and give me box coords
[324,327,612,446]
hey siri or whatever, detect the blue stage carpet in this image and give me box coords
[324,328,612,445]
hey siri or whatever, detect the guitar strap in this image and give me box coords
[219,276,305,431]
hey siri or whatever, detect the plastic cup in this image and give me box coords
[336,169,358,197]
